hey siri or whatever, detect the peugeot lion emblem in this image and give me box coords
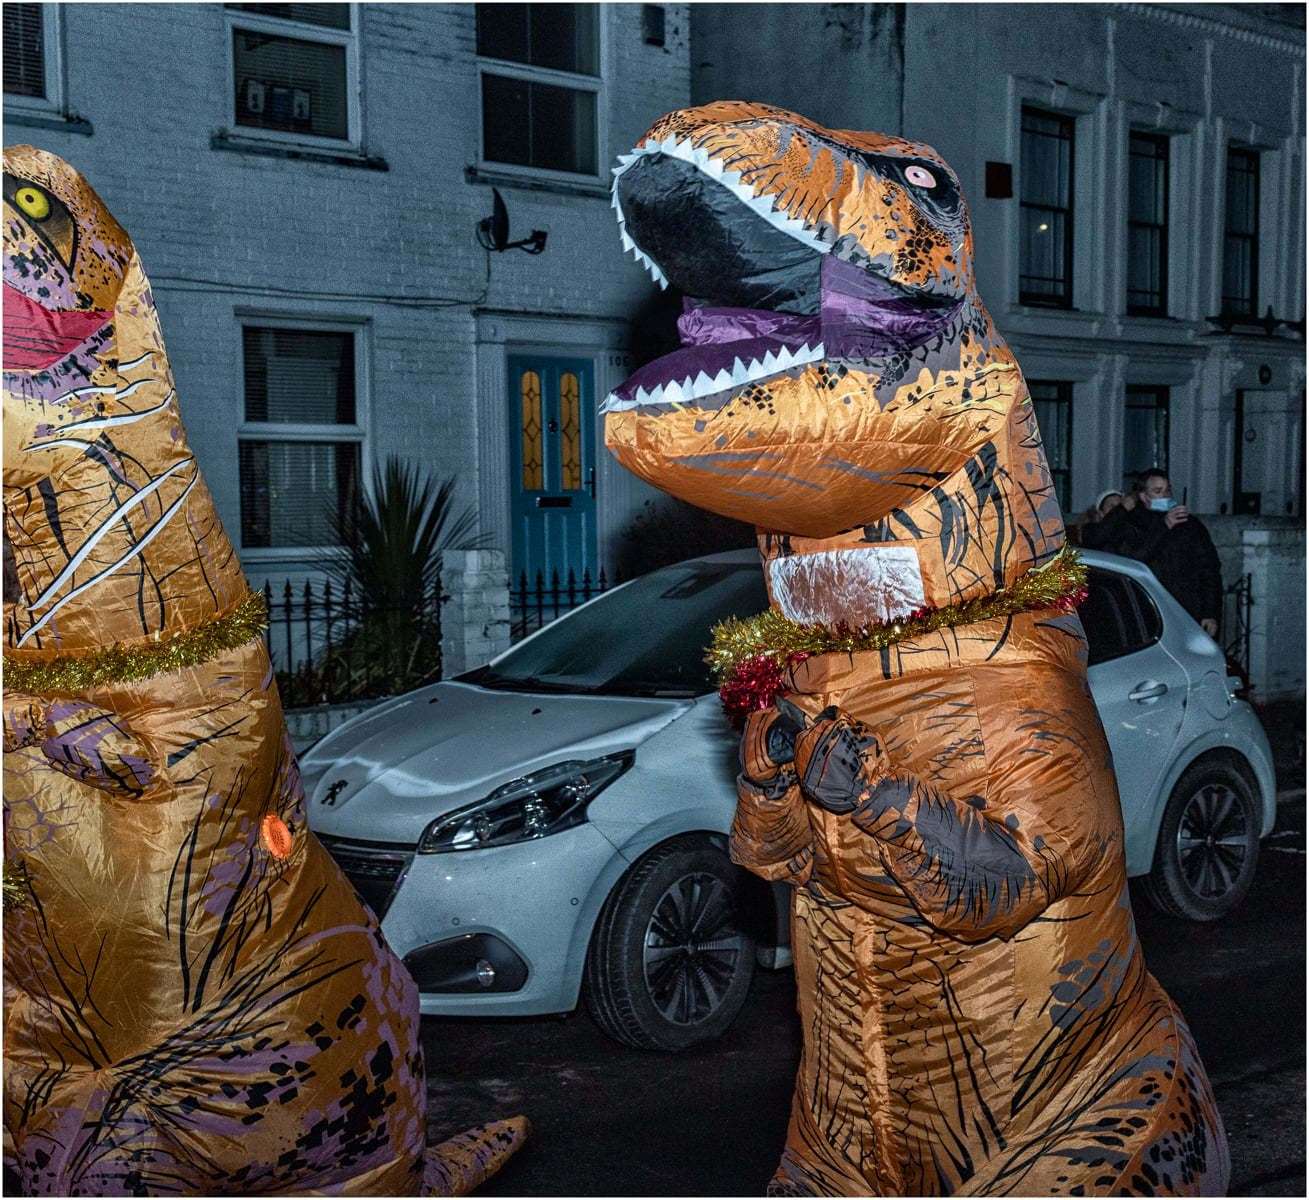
[322,779,348,807]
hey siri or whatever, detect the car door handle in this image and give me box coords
[1129,681,1169,702]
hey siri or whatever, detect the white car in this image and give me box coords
[301,549,1276,1050]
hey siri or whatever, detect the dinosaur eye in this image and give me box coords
[13,185,50,221]
[904,165,937,189]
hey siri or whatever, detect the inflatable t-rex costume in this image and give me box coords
[604,103,1229,1197]
[2,146,526,1195]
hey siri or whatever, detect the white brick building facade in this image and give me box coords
[5,2,685,590]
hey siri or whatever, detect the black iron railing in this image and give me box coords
[1222,572,1252,682]
[510,567,616,641]
[260,578,444,708]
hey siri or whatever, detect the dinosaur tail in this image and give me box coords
[423,1116,530,1196]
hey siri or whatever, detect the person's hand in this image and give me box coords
[1165,504,1190,529]
[1200,617,1218,638]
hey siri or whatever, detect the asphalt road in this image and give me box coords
[423,797,1306,1197]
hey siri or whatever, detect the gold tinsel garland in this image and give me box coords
[707,545,1088,685]
[3,590,268,694]
[3,860,32,913]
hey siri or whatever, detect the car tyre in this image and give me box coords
[584,836,756,1051]
[1140,757,1260,922]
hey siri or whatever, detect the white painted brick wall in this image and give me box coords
[7,3,690,590]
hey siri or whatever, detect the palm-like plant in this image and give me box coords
[312,456,486,699]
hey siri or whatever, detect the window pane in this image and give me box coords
[528,3,597,74]
[1127,226,1161,304]
[1082,571,1133,666]
[482,72,532,166]
[243,327,355,424]
[239,440,360,548]
[1128,145,1165,224]
[1124,387,1169,475]
[1225,152,1257,235]
[482,73,596,174]
[520,369,543,491]
[476,3,598,75]
[233,30,348,140]
[531,81,597,174]
[3,3,45,98]
[560,371,581,491]
[1020,210,1065,295]
[1222,236,1254,312]
[228,4,351,30]
[1029,380,1072,509]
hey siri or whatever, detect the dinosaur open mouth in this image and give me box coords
[3,285,111,372]
[602,138,959,414]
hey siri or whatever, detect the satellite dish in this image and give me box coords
[477,188,548,255]
[487,188,510,250]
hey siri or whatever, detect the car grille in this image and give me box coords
[318,835,413,921]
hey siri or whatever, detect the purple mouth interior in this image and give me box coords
[609,257,962,408]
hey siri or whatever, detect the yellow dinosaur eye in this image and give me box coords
[13,186,50,221]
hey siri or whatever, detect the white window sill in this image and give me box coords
[3,104,93,136]
[465,164,609,199]
[211,130,387,171]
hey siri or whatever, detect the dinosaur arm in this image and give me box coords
[729,707,815,885]
[4,693,160,798]
[794,710,1087,940]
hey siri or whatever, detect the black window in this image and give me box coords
[1020,107,1075,307]
[227,4,352,142]
[1081,569,1162,666]
[1029,380,1073,511]
[476,4,600,177]
[1223,147,1260,318]
[1123,385,1170,478]
[1127,132,1169,315]
[3,3,46,98]
[239,327,362,549]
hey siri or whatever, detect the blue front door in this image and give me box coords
[508,355,597,586]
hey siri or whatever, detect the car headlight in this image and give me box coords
[417,753,633,853]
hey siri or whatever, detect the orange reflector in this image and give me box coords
[261,814,293,860]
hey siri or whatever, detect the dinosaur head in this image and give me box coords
[3,145,132,374]
[603,102,1016,539]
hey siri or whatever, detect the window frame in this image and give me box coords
[1125,131,1170,317]
[223,3,361,152]
[1222,145,1260,319]
[236,313,370,559]
[1123,384,1171,478]
[1019,105,1076,309]
[475,3,607,186]
[3,2,64,115]
[1028,379,1074,512]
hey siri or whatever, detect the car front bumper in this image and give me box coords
[323,822,625,1016]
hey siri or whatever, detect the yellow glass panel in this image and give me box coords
[520,370,543,491]
[560,371,581,491]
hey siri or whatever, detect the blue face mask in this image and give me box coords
[1147,497,1176,512]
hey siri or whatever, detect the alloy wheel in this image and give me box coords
[1176,782,1250,900]
[642,872,747,1025]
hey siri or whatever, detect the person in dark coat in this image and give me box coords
[1081,468,1222,636]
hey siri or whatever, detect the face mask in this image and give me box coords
[1147,497,1176,512]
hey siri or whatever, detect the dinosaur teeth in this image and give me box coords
[602,342,827,412]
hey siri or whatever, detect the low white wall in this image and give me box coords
[439,549,511,678]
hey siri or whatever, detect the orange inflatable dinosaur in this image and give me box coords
[604,103,1229,1197]
[2,146,525,1194]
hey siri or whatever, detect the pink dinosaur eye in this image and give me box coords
[904,165,937,188]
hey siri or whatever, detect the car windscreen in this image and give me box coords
[460,561,769,697]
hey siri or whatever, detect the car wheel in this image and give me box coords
[584,836,756,1051]
[1140,757,1260,922]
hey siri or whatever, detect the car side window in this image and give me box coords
[1082,568,1159,666]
